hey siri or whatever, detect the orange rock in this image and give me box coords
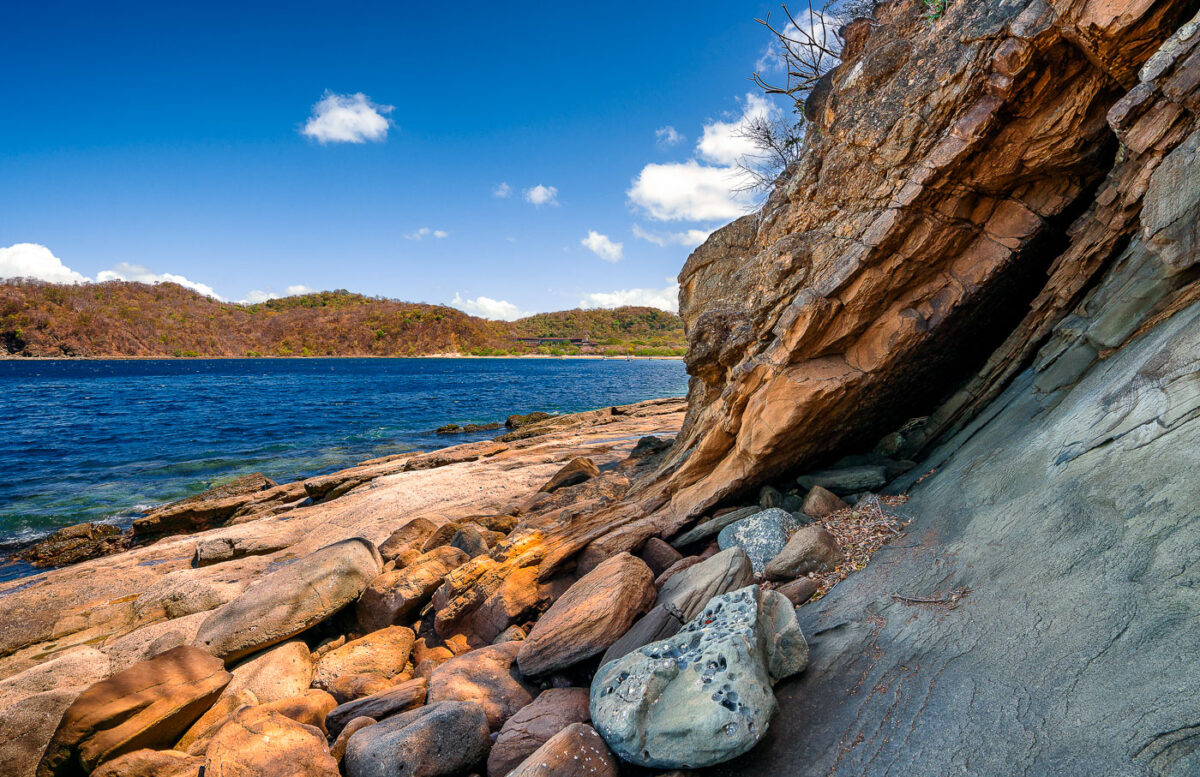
[203,707,337,777]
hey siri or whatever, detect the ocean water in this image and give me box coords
[0,358,688,549]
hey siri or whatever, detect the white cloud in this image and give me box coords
[0,243,89,284]
[628,160,753,222]
[580,230,623,262]
[301,91,393,144]
[632,224,714,248]
[450,293,531,321]
[405,227,448,240]
[656,125,684,146]
[493,182,512,198]
[696,93,778,166]
[97,262,222,299]
[523,184,559,207]
[579,281,680,313]
[286,284,314,295]
[241,284,316,304]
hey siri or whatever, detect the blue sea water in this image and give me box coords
[0,358,688,548]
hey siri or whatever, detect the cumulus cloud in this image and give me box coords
[696,93,778,166]
[580,231,623,262]
[580,280,680,313]
[523,184,559,207]
[493,182,512,198]
[242,284,315,303]
[632,224,714,248]
[405,227,449,240]
[97,262,222,299]
[628,93,782,222]
[301,91,394,144]
[656,125,685,146]
[0,243,89,284]
[450,293,531,321]
[628,160,753,222]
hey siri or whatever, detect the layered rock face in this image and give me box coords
[579,0,1200,557]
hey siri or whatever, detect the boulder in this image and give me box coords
[37,646,230,777]
[638,537,683,577]
[177,640,313,751]
[356,546,469,632]
[326,678,428,737]
[330,717,376,764]
[313,626,415,693]
[419,523,461,553]
[323,674,397,704]
[204,706,338,777]
[800,485,848,519]
[505,723,618,777]
[91,749,203,777]
[539,457,600,492]
[193,538,382,663]
[377,517,438,564]
[776,577,819,606]
[493,625,526,644]
[655,547,754,621]
[598,602,685,668]
[590,586,807,769]
[487,687,591,777]
[716,508,802,575]
[16,522,130,568]
[629,435,672,458]
[653,556,702,588]
[758,486,784,509]
[343,701,490,777]
[517,553,656,677]
[764,526,843,580]
[505,411,552,429]
[669,506,758,548]
[796,465,888,495]
[450,525,489,557]
[427,642,536,731]
[261,689,338,735]
[191,534,295,568]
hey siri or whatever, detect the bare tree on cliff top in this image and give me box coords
[740,2,844,190]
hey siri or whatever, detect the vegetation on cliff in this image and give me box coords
[0,280,686,358]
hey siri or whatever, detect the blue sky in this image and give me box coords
[0,1,796,318]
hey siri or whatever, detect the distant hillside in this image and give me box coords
[0,280,685,357]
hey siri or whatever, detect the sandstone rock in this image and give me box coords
[16,523,130,568]
[590,586,807,769]
[37,646,230,777]
[91,749,203,777]
[377,517,439,563]
[669,506,758,548]
[427,642,536,730]
[655,547,754,622]
[517,553,656,677]
[326,678,428,737]
[356,546,468,632]
[204,706,338,777]
[629,435,672,458]
[177,688,259,755]
[191,534,294,568]
[504,723,618,777]
[776,577,819,606]
[194,538,382,663]
[598,602,685,668]
[178,640,314,751]
[261,689,338,735]
[639,537,683,577]
[420,523,461,553]
[654,556,702,588]
[487,687,591,777]
[764,526,843,580]
[330,717,376,764]
[800,485,848,519]
[450,525,489,557]
[313,626,415,693]
[795,466,888,495]
[343,701,490,777]
[432,561,544,645]
[505,411,552,429]
[716,508,801,575]
[133,475,301,540]
[493,625,526,643]
[538,457,600,493]
[323,673,397,704]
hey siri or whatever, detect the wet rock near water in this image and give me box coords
[435,422,503,434]
[14,523,132,568]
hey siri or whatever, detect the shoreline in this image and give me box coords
[0,353,686,362]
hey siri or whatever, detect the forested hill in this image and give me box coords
[0,280,685,357]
